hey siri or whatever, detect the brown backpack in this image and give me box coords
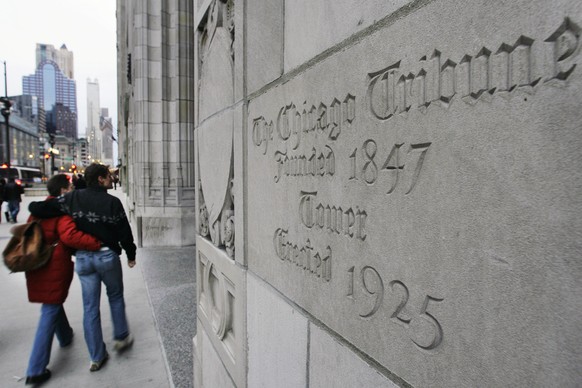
[2,221,57,272]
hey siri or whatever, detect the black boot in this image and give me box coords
[25,368,51,385]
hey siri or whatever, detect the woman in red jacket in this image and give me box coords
[24,174,101,385]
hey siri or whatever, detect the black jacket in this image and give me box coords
[29,186,137,261]
[4,182,24,202]
[74,177,87,189]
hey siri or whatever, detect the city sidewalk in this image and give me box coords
[0,188,196,388]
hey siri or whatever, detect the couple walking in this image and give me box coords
[23,163,137,385]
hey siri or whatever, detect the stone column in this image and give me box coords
[117,0,196,247]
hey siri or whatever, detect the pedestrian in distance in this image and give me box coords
[74,173,87,190]
[29,163,137,372]
[24,174,102,385]
[4,176,24,223]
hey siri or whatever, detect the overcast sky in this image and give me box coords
[1,0,117,141]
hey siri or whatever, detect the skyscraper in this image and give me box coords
[86,79,114,166]
[87,78,101,162]
[100,108,114,167]
[35,43,74,79]
[22,44,78,140]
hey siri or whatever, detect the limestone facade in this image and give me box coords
[120,0,582,386]
[117,0,196,247]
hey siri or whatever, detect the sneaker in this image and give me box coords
[89,352,109,372]
[113,333,134,352]
[25,368,51,385]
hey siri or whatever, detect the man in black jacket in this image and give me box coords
[29,163,137,372]
[4,177,24,223]
[74,173,87,189]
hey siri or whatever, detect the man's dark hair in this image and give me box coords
[47,174,70,197]
[85,163,110,187]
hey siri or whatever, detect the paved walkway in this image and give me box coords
[0,188,196,388]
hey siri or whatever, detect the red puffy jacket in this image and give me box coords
[25,197,101,304]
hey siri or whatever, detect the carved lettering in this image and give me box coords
[351,141,431,195]
[299,191,367,241]
[274,145,335,183]
[347,266,444,351]
[329,98,342,140]
[545,17,581,82]
[273,228,331,282]
[257,94,357,153]
[343,94,356,125]
[252,116,274,155]
[359,266,384,318]
[367,19,581,120]
[367,61,401,120]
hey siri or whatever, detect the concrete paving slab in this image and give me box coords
[139,246,197,388]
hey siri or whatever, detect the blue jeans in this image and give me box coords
[26,304,73,376]
[7,200,19,221]
[75,249,129,362]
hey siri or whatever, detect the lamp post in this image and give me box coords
[38,132,47,177]
[49,133,56,175]
[1,60,10,167]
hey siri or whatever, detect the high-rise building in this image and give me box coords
[9,95,38,125]
[23,51,78,139]
[35,43,74,79]
[0,112,39,167]
[76,137,89,168]
[86,78,101,162]
[100,108,114,167]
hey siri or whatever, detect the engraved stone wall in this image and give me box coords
[191,0,582,387]
[247,0,582,386]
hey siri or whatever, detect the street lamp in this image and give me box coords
[1,61,10,167]
[49,133,56,175]
[38,132,47,177]
[0,97,10,167]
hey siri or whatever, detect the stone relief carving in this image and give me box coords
[221,178,235,257]
[215,169,235,258]
[196,0,236,260]
[198,171,235,260]
[199,190,210,238]
[198,0,235,66]
[198,252,236,359]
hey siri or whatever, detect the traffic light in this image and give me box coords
[0,96,12,118]
[44,153,50,160]
[71,164,77,172]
